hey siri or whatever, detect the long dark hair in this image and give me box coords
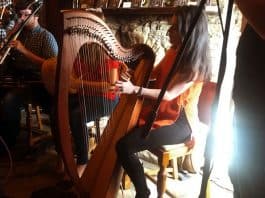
[77,42,107,71]
[173,5,212,82]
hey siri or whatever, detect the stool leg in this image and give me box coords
[36,106,43,130]
[95,118,101,143]
[26,104,48,149]
[171,158,179,180]
[157,157,169,198]
[26,104,34,147]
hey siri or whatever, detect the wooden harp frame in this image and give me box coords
[55,9,155,197]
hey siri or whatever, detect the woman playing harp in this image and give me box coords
[115,6,212,197]
[56,9,155,196]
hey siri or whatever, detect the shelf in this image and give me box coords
[102,7,176,16]
[102,6,219,16]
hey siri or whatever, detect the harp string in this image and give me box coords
[58,10,151,186]
[89,43,113,143]
[69,18,119,151]
[69,29,89,153]
[86,42,106,143]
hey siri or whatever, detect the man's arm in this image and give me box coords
[9,31,58,66]
[9,39,45,65]
[235,0,265,39]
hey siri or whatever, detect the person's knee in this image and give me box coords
[116,138,128,157]
[116,139,123,154]
[2,90,24,110]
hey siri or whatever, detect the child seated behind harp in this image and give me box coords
[69,42,126,177]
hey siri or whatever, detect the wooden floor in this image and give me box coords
[0,114,233,198]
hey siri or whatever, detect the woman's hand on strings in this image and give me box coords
[115,78,136,95]
[69,75,80,94]
[120,69,132,82]
[108,83,118,93]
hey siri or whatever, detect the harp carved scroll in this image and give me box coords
[56,9,155,197]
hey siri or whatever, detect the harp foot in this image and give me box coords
[77,164,87,178]
[55,156,65,175]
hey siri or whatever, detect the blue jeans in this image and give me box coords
[68,94,119,164]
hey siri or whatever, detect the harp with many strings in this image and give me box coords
[55,9,155,197]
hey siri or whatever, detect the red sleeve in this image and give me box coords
[107,58,120,69]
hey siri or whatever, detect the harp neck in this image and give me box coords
[61,9,141,62]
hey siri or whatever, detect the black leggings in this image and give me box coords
[116,109,192,197]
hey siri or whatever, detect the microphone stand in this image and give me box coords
[199,0,234,197]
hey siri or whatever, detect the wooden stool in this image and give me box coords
[149,144,194,197]
[25,104,50,148]
[87,116,110,155]
[148,82,217,197]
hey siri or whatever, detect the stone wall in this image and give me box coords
[104,7,242,79]
[105,15,172,64]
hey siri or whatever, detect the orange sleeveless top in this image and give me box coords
[138,48,203,131]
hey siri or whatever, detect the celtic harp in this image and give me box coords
[56,9,155,197]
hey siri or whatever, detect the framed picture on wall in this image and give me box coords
[163,0,187,6]
[150,0,162,7]
[140,0,150,7]
[95,0,108,7]
[108,0,121,7]
[131,0,141,7]
[80,0,95,8]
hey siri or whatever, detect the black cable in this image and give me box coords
[216,0,225,35]
[0,136,13,185]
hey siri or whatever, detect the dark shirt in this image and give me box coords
[7,25,58,81]
[233,24,265,118]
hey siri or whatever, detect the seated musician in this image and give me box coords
[0,3,16,48]
[69,42,124,177]
[115,6,212,197]
[0,0,58,150]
